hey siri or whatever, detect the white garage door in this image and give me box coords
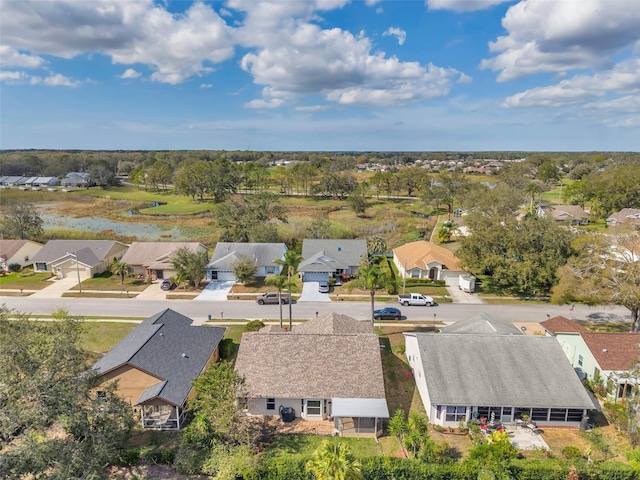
[59,266,90,279]
[214,270,236,282]
[303,272,329,282]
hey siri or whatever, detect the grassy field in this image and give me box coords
[0,272,52,290]
[71,271,150,291]
[261,434,385,459]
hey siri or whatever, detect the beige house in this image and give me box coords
[393,240,463,283]
[31,240,129,279]
[606,208,640,228]
[0,239,44,269]
[93,309,225,430]
[537,205,589,225]
[121,242,207,279]
[235,312,389,437]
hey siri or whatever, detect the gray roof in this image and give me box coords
[93,309,225,407]
[235,312,386,401]
[207,242,286,270]
[406,333,593,409]
[31,240,127,265]
[121,242,206,267]
[440,313,523,335]
[0,239,42,261]
[299,239,366,272]
[294,312,373,334]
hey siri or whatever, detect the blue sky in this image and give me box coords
[1,0,639,151]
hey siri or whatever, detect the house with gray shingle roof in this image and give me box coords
[93,309,225,430]
[0,239,44,269]
[542,316,640,401]
[235,312,389,437]
[31,240,128,278]
[298,239,366,282]
[206,242,287,282]
[61,171,93,187]
[121,242,207,280]
[404,332,594,428]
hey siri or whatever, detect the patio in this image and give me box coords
[505,425,549,451]
[275,417,334,436]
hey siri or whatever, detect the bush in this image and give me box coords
[143,448,176,465]
[117,448,141,467]
[219,338,235,359]
[562,445,583,460]
[244,320,266,332]
[8,263,21,273]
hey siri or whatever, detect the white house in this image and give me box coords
[404,331,594,428]
[206,242,286,282]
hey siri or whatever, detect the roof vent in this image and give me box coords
[337,247,342,251]
[181,353,189,358]
[602,349,608,353]
[159,333,164,336]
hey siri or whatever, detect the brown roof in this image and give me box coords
[393,241,461,271]
[607,208,640,225]
[293,312,373,334]
[581,333,640,371]
[547,205,589,220]
[120,242,206,267]
[540,316,587,334]
[0,239,38,260]
[235,313,386,400]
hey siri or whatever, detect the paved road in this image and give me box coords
[0,295,631,326]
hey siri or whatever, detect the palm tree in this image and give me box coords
[274,250,302,330]
[366,235,387,256]
[523,181,543,214]
[110,259,130,285]
[265,274,288,329]
[356,257,387,325]
[305,440,362,480]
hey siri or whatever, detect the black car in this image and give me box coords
[373,307,402,320]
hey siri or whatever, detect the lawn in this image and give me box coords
[70,272,150,291]
[0,272,52,290]
[80,321,138,354]
[261,434,385,460]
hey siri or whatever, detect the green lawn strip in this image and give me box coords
[81,321,138,353]
[0,272,52,290]
[63,292,139,298]
[70,273,150,292]
[262,434,383,460]
[479,297,549,305]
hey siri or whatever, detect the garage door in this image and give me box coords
[59,266,90,279]
[302,272,329,282]
[214,270,236,282]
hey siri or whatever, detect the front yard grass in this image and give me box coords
[70,272,150,291]
[262,434,385,460]
[81,321,138,355]
[0,272,52,290]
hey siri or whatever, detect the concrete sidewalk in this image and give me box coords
[29,277,79,299]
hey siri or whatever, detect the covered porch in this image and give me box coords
[332,397,389,438]
[138,402,186,430]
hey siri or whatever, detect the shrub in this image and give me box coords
[433,424,445,432]
[143,448,176,465]
[219,338,235,359]
[117,448,141,467]
[562,445,583,460]
[8,263,21,273]
[244,320,266,332]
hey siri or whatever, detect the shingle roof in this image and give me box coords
[235,312,386,401]
[542,205,589,220]
[293,312,373,334]
[207,242,286,270]
[121,242,206,267]
[32,240,127,264]
[581,333,640,371]
[0,239,41,261]
[541,316,587,335]
[607,208,640,225]
[407,333,593,409]
[299,239,366,272]
[93,309,225,407]
[393,241,461,271]
[440,313,522,335]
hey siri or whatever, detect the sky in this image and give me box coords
[1,0,639,152]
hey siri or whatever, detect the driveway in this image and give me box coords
[298,282,331,302]
[135,282,168,300]
[29,277,79,299]
[194,281,234,301]
[446,285,484,304]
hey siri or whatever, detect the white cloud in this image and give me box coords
[295,104,332,112]
[427,0,511,12]
[604,115,640,128]
[365,0,381,5]
[200,83,213,89]
[481,0,640,81]
[120,68,141,79]
[244,98,285,109]
[503,58,640,108]
[584,95,640,114]
[383,27,407,46]
[0,70,80,87]
[457,73,473,84]
[0,45,45,68]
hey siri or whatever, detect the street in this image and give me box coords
[0,295,632,327]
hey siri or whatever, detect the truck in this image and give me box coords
[398,293,435,306]
[458,274,476,293]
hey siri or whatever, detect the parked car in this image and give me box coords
[373,307,402,320]
[398,293,435,306]
[160,279,175,291]
[256,292,290,305]
[318,281,330,293]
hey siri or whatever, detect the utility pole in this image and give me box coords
[75,251,82,293]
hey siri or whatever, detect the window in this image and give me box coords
[549,409,567,421]
[567,409,584,422]
[436,405,442,420]
[445,406,466,422]
[514,407,531,420]
[266,266,275,274]
[531,408,548,422]
[306,400,321,416]
[266,398,275,411]
[24,256,29,262]
[578,354,584,367]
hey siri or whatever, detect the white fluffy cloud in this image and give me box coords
[0,70,81,87]
[481,0,640,81]
[0,46,45,68]
[427,0,510,12]
[383,27,407,46]
[120,68,141,79]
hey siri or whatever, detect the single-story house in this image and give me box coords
[31,240,129,278]
[24,176,60,187]
[0,176,28,186]
[537,205,589,225]
[92,309,225,430]
[235,312,389,437]
[404,332,594,428]
[298,239,366,282]
[121,242,207,280]
[606,208,640,228]
[61,172,93,187]
[393,240,463,283]
[541,316,640,401]
[206,242,287,282]
[0,239,44,269]
[439,312,523,336]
